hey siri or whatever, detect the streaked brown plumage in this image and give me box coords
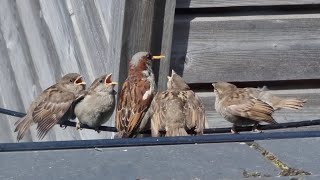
[14,73,86,141]
[149,70,207,137]
[213,82,307,133]
[116,52,165,138]
[74,73,117,132]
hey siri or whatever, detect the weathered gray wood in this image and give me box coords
[0,0,129,142]
[0,0,43,142]
[16,0,82,141]
[0,30,26,143]
[197,89,320,128]
[171,14,320,83]
[155,0,176,91]
[176,0,320,8]
[118,0,156,87]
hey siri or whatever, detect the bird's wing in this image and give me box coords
[184,91,207,134]
[32,87,75,139]
[116,78,153,137]
[148,91,170,136]
[225,91,277,124]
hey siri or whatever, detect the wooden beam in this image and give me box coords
[171,14,320,83]
[153,0,176,91]
[118,0,174,91]
[176,0,320,8]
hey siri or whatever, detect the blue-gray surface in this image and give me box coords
[0,143,280,180]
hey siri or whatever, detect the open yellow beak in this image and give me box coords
[110,82,118,85]
[152,55,165,60]
[75,76,86,85]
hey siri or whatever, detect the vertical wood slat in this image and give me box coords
[0,0,171,142]
[118,0,174,91]
[156,0,176,91]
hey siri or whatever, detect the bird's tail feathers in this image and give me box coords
[166,128,188,137]
[276,98,307,110]
[14,116,32,141]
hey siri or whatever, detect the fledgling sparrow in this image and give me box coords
[213,82,306,133]
[116,51,164,138]
[14,73,86,141]
[149,70,207,137]
[74,73,117,132]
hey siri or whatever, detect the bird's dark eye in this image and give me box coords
[99,79,103,83]
[146,53,152,59]
[70,79,73,82]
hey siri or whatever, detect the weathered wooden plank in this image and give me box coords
[171,14,320,83]
[154,0,176,91]
[68,0,111,78]
[39,0,99,141]
[176,0,320,8]
[0,29,27,142]
[197,89,320,128]
[16,0,84,141]
[66,0,126,139]
[118,0,156,87]
[0,0,44,142]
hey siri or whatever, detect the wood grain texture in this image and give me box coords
[171,14,320,83]
[176,0,320,8]
[155,0,176,91]
[118,0,156,87]
[197,89,320,128]
[0,0,127,142]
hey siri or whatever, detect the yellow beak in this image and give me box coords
[152,55,165,60]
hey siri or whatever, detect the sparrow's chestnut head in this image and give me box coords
[89,73,117,94]
[167,70,190,90]
[130,51,165,69]
[60,73,86,93]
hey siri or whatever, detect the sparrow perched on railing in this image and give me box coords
[74,73,117,132]
[213,82,307,133]
[14,73,86,141]
[148,70,207,137]
[116,51,165,138]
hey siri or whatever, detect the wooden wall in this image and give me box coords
[0,0,175,142]
[1,0,319,142]
[0,0,128,142]
[172,1,320,127]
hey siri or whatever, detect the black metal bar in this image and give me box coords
[1,131,320,152]
[0,108,25,118]
[2,107,320,134]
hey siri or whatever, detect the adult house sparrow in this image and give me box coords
[116,52,165,138]
[149,70,207,137]
[74,73,117,132]
[14,73,86,141]
[213,82,306,133]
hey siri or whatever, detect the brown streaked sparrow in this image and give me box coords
[149,70,207,137]
[213,82,306,133]
[14,73,86,141]
[116,51,164,138]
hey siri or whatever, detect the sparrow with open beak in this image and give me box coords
[116,51,165,138]
[149,70,207,137]
[213,82,307,133]
[74,73,117,132]
[14,73,86,141]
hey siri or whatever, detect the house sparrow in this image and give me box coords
[213,82,306,133]
[14,73,86,141]
[149,70,207,137]
[74,73,117,132]
[116,51,165,138]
